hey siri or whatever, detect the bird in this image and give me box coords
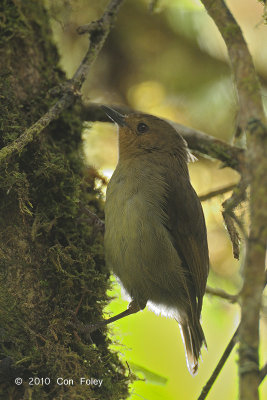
[100,105,209,374]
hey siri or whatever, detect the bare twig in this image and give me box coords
[205,286,238,303]
[0,0,125,164]
[259,362,267,384]
[197,325,239,400]
[199,184,236,202]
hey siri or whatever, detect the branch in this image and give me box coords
[197,324,267,400]
[197,325,239,400]
[259,363,267,385]
[81,103,246,173]
[172,122,245,173]
[200,3,266,398]
[0,0,125,164]
[200,270,267,400]
[205,286,238,303]
[199,184,236,202]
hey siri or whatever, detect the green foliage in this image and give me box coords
[128,362,168,386]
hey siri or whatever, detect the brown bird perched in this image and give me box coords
[97,106,209,374]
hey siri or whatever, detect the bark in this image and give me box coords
[200,1,267,399]
[0,1,130,399]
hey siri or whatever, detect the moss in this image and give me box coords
[0,1,131,399]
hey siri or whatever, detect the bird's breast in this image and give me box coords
[104,161,181,287]
[105,161,169,239]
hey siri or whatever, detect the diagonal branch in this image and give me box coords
[0,0,125,164]
[197,325,239,400]
[259,362,267,385]
[198,272,266,400]
[197,326,267,400]
[199,184,236,202]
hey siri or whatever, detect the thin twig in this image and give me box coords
[259,362,267,384]
[0,0,125,164]
[205,286,238,303]
[198,273,267,400]
[197,325,239,400]
[199,184,236,202]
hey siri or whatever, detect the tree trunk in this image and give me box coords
[0,1,129,399]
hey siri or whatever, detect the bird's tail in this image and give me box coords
[179,318,207,375]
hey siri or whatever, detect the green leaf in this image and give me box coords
[128,361,168,386]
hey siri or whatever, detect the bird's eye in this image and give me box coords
[137,122,149,134]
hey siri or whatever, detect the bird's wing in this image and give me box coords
[164,172,209,312]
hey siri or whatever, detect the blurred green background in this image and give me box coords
[46,0,266,398]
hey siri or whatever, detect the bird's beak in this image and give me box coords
[101,105,126,127]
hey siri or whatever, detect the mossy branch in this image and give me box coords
[0,0,125,164]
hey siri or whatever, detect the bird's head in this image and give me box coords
[102,106,190,163]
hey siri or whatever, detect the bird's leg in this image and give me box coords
[81,300,143,335]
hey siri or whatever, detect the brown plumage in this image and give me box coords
[103,107,209,374]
